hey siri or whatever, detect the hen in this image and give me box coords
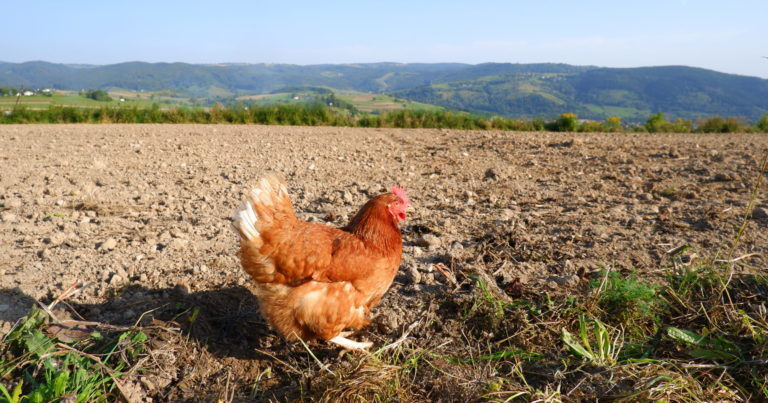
[232,175,412,351]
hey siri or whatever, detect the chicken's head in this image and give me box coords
[388,185,412,222]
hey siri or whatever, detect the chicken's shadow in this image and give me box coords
[33,284,280,360]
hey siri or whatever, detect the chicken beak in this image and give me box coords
[406,205,415,213]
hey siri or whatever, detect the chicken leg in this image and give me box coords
[329,331,372,351]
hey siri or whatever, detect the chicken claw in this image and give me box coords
[329,333,373,353]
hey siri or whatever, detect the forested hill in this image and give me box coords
[2,61,767,122]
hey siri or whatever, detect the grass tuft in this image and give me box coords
[0,306,148,402]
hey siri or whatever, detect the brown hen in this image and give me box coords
[232,175,411,350]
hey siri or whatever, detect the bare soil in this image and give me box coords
[1,124,767,401]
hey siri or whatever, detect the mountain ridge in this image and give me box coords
[1,61,766,122]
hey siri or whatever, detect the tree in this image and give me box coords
[758,114,768,133]
[645,112,666,133]
[603,116,622,132]
[81,89,112,102]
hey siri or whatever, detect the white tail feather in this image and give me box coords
[233,201,259,239]
[233,175,292,240]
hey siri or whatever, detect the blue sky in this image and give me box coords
[3,0,767,78]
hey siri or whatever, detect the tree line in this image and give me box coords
[2,103,767,133]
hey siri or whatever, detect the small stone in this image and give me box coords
[341,190,354,205]
[140,377,155,391]
[406,265,421,284]
[44,232,68,246]
[638,193,653,201]
[98,238,117,250]
[499,209,515,221]
[668,148,681,158]
[714,173,737,182]
[5,199,22,209]
[38,249,51,260]
[628,215,644,227]
[546,280,559,290]
[375,313,399,334]
[108,274,123,286]
[484,167,509,181]
[448,241,465,258]
[752,207,768,220]
[1,212,17,222]
[167,238,189,250]
[415,234,441,250]
[0,304,9,312]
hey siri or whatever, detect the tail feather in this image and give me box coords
[233,201,259,240]
[232,174,295,243]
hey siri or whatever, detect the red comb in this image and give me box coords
[392,184,410,205]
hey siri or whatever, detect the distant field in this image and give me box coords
[234,90,444,114]
[3,88,446,117]
[0,90,191,110]
[336,93,444,113]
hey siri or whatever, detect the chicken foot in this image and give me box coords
[329,331,373,352]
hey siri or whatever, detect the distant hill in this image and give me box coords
[1,61,767,122]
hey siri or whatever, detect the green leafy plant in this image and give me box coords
[0,306,148,402]
[590,270,663,334]
[562,315,622,367]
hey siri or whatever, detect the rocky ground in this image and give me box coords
[1,124,767,400]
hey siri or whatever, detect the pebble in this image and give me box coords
[546,280,560,290]
[628,215,644,227]
[341,190,354,205]
[108,274,123,286]
[405,265,421,284]
[174,282,191,295]
[376,313,399,334]
[167,238,189,250]
[752,207,768,220]
[415,234,441,250]
[638,193,653,201]
[1,212,18,222]
[448,241,464,258]
[0,304,9,312]
[714,172,740,182]
[38,249,51,260]
[44,232,68,246]
[99,238,117,250]
[5,199,22,209]
[484,166,509,181]
[499,209,515,221]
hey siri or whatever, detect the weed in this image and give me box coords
[590,270,663,335]
[562,315,623,367]
[462,276,508,332]
[42,212,66,221]
[0,306,148,402]
[659,187,678,199]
